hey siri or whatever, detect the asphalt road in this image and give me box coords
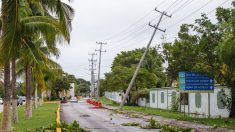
[61,100,158,132]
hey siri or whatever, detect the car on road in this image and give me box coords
[70,97,78,103]
[0,98,3,104]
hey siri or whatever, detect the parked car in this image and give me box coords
[70,97,78,103]
[0,98,3,104]
[21,96,26,102]
[17,97,23,106]
[60,96,67,103]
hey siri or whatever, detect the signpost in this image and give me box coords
[178,72,214,118]
[179,72,214,93]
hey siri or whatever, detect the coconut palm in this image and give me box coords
[16,35,62,117]
[0,0,74,130]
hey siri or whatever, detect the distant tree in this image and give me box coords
[101,48,165,104]
[163,24,198,85]
[52,76,71,98]
[74,78,90,96]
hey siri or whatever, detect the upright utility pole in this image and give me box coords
[88,53,97,98]
[95,42,107,101]
[119,9,171,110]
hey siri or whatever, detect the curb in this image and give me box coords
[56,103,61,132]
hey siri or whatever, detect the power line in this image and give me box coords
[102,0,172,42]
[206,0,231,15]
[108,27,151,50]
[166,0,214,29]
[119,9,171,110]
[165,0,231,39]
[106,0,194,50]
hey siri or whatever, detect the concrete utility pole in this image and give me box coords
[88,53,97,98]
[95,42,107,101]
[119,9,171,110]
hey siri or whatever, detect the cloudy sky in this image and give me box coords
[57,0,232,81]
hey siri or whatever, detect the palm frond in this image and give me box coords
[1,0,20,60]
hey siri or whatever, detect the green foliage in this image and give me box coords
[74,78,90,96]
[23,121,87,132]
[51,75,71,97]
[121,122,141,127]
[141,117,161,129]
[101,48,166,93]
[131,88,149,104]
[160,124,193,132]
[161,1,235,116]
[60,121,87,132]
[170,92,179,111]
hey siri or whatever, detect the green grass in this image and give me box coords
[101,97,235,129]
[0,102,58,131]
[101,96,119,107]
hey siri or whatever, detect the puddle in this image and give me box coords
[80,114,90,117]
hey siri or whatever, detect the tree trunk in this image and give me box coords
[1,0,12,131]
[39,91,43,106]
[1,61,12,131]
[39,91,42,106]
[12,58,18,123]
[25,64,32,118]
[229,81,235,118]
[34,85,38,109]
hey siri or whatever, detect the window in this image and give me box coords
[195,93,201,108]
[161,92,164,103]
[152,93,155,103]
[180,93,188,105]
[217,91,226,109]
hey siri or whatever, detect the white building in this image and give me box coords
[69,83,75,98]
[150,86,230,118]
[137,97,150,107]
[104,85,230,118]
[104,91,122,103]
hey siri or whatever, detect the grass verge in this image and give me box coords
[0,102,58,131]
[101,97,235,129]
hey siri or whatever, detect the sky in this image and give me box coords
[56,0,232,81]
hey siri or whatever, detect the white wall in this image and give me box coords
[150,86,230,118]
[69,83,75,97]
[188,88,230,118]
[104,91,122,103]
[150,88,176,110]
[137,97,149,107]
[105,86,230,118]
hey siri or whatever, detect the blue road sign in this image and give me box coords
[178,72,214,92]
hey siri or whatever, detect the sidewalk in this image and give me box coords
[102,105,235,132]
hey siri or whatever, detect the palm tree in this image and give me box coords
[0,0,74,130]
[0,0,19,130]
[1,0,73,131]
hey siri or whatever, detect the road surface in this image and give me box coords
[61,100,158,132]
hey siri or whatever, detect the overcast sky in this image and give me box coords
[56,0,232,81]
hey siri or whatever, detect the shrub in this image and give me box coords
[141,117,161,129]
[160,124,193,132]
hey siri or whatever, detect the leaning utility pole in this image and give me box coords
[119,9,171,110]
[88,53,97,98]
[95,42,107,101]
